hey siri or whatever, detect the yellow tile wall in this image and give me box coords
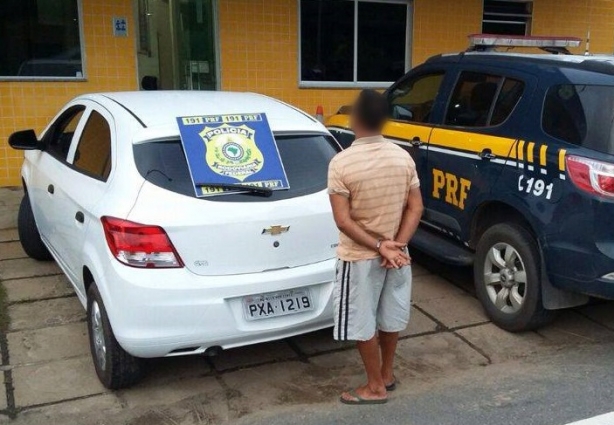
[412,0,482,65]
[218,0,481,123]
[532,0,614,55]
[0,0,137,187]
[218,0,359,122]
[3,0,614,187]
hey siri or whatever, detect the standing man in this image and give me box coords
[328,90,424,405]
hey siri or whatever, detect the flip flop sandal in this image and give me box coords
[385,380,397,392]
[339,390,388,405]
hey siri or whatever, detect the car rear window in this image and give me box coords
[134,134,339,202]
[543,84,614,155]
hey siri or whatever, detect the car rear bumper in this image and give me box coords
[98,258,336,358]
[546,273,614,300]
[544,240,614,300]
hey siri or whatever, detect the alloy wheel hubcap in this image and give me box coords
[483,242,527,314]
[91,301,107,371]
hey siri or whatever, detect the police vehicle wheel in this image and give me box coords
[474,223,554,332]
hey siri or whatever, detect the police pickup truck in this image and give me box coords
[326,35,614,331]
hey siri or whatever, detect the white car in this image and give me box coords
[9,91,340,389]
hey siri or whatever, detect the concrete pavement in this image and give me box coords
[234,343,614,425]
[1,187,614,425]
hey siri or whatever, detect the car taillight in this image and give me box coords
[566,155,614,198]
[101,216,183,268]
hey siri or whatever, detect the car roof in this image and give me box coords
[427,52,614,75]
[78,91,323,133]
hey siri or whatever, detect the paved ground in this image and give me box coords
[1,186,614,425]
[238,342,614,425]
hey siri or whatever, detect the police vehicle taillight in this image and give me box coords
[566,155,614,198]
[468,34,582,51]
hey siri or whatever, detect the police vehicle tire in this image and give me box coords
[474,223,554,332]
[17,195,53,261]
[87,284,143,389]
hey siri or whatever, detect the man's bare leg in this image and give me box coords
[340,335,387,401]
[379,330,399,386]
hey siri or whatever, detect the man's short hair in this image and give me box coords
[353,89,388,132]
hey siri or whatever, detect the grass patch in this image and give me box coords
[0,281,8,332]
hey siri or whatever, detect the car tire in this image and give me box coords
[87,284,143,389]
[17,195,53,261]
[474,223,556,332]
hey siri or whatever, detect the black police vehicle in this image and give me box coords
[326,35,614,331]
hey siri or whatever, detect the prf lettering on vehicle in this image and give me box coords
[432,168,472,210]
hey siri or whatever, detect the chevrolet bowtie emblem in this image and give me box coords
[262,225,290,236]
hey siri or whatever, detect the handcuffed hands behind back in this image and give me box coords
[378,240,411,269]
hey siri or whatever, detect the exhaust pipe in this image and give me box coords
[204,345,223,357]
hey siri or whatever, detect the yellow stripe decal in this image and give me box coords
[517,140,525,161]
[558,149,567,171]
[429,129,517,159]
[527,142,535,163]
[539,145,548,167]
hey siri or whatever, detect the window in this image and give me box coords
[542,85,614,155]
[45,106,85,161]
[389,73,445,123]
[73,111,112,180]
[134,135,339,202]
[0,0,83,78]
[482,0,533,36]
[491,78,524,125]
[329,128,356,150]
[445,72,524,128]
[300,0,410,87]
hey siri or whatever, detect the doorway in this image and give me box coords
[135,0,218,90]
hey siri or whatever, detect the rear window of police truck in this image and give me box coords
[543,84,614,155]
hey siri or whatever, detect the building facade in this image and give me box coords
[1,0,614,186]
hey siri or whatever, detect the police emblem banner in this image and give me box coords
[176,113,290,197]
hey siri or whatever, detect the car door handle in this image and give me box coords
[75,211,84,223]
[410,136,423,147]
[47,184,54,194]
[479,148,496,160]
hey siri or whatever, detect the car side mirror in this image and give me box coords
[391,105,413,121]
[8,129,41,150]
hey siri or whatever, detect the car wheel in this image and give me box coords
[17,195,53,261]
[474,223,556,332]
[87,284,143,389]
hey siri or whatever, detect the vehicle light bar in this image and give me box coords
[468,34,582,54]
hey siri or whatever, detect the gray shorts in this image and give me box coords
[333,257,412,341]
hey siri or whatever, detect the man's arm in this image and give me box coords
[329,194,381,250]
[394,186,424,245]
[329,194,408,268]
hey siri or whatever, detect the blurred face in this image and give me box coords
[349,102,364,134]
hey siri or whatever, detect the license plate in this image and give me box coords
[242,289,314,321]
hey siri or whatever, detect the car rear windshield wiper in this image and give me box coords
[195,182,273,197]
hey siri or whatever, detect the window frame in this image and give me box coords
[69,109,114,182]
[481,0,533,36]
[41,105,87,163]
[0,0,87,82]
[66,106,115,183]
[297,0,413,89]
[387,70,447,125]
[442,70,526,129]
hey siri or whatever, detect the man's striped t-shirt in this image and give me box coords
[327,135,420,262]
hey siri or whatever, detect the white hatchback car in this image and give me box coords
[9,91,340,389]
